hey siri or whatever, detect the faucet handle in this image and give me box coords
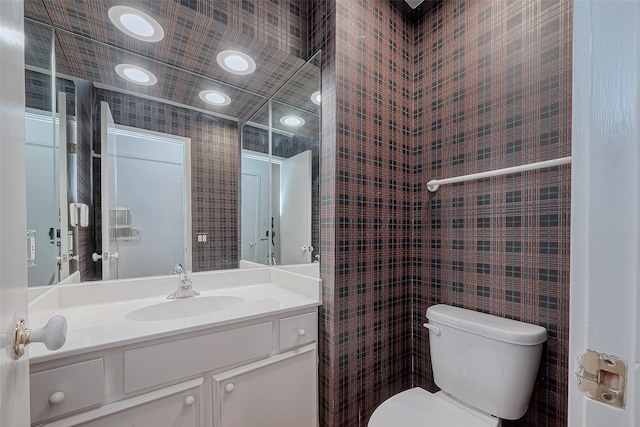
[173,263,184,275]
[183,270,192,281]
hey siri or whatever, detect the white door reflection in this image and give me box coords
[242,151,273,265]
[102,117,192,279]
[241,149,311,266]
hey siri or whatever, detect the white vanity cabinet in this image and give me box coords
[34,378,205,427]
[212,344,317,427]
[30,308,318,427]
[75,379,204,427]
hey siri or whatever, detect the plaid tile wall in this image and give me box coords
[413,1,572,426]
[310,0,572,426]
[310,0,415,425]
[307,1,339,426]
[94,89,240,273]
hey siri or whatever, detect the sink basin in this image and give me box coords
[125,296,245,322]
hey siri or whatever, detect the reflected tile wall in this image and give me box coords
[25,70,75,112]
[74,79,95,281]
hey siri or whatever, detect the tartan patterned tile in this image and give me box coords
[311,0,572,426]
[414,2,572,425]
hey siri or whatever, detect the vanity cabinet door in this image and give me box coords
[212,344,317,427]
[39,378,204,427]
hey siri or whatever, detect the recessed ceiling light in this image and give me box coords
[199,90,231,106]
[311,91,321,105]
[280,116,305,127]
[115,64,157,86]
[108,6,165,42]
[216,50,256,75]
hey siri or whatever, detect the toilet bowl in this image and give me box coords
[367,304,546,427]
[368,388,499,427]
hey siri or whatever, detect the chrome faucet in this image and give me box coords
[167,263,200,299]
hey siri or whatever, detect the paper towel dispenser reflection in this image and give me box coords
[69,203,89,227]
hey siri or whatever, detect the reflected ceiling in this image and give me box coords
[249,60,321,140]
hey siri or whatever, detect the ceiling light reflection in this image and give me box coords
[108,6,164,42]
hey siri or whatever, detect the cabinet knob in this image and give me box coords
[225,383,235,393]
[298,328,306,337]
[48,391,66,405]
[184,395,195,406]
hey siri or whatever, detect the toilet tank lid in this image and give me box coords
[426,305,547,345]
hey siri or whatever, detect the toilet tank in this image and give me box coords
[425,304,547,420]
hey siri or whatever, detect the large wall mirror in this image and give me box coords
[23,1,320,288]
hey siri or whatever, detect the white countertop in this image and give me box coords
[28,266,321,364]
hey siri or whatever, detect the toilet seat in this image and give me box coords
[368,388,499,427]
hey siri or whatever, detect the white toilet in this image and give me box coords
[368,304,547,427]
